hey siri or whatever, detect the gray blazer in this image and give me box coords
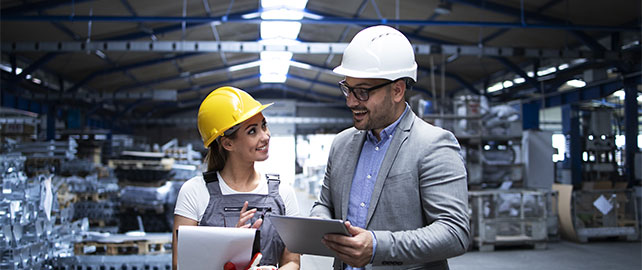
[311,110,470,270]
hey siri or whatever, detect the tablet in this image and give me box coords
[269,215,350,257]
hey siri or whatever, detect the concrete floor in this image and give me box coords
[300,240,641,270]
[294,188,642,270]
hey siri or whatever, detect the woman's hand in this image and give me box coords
[236,201,263,229]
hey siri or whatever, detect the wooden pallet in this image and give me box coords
[73,192,110,202]
[74,238,171,255]
[475,236,548,252]
[108,158,174,170]
[88,218,119,228]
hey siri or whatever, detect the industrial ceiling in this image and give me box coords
[1,0,640,130]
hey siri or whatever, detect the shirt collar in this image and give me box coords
[367,103,410,143]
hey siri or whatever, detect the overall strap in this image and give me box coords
[265,174,281,196]
[202,171,223,196]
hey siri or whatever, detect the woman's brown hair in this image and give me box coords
[204,132,237,172]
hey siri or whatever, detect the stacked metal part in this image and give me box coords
[0,154,88,269]
[51,253,171,270]
[110,151,178,233]
[63,175,120,232]
[50,232,172,269]
[10,137,78,177]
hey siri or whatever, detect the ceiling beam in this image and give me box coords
[481,0,562,44]
[2,14,638,32]
[3,40,626,60]
[66,52,203,93]
[445,0,610,52]
[145,79,343,118]
[1,0,95,14]
[492,56,540,90]
[14,53,59,81]
[522,75,641,108]
[488,61,610,102]
[108,8,260,41]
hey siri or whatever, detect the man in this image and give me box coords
[311,25,470,270]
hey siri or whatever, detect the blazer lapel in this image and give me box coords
[364,111,415,227]
[341,130,366,220]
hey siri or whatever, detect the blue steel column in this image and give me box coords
[562,104,582,187]
[624,78,639,186]
[522,102,540,130]
[46,105,56,141]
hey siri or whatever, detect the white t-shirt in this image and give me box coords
[174,171,300,222]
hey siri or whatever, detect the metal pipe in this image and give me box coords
[2,15,638,32]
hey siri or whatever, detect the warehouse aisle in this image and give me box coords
[293,188,642,270]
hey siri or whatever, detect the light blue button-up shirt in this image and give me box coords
[345,105,409,269]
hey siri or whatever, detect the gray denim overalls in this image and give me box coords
[199,171,286,266]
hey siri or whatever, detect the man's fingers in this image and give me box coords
[323,239,364,266]
[322,236,354,254]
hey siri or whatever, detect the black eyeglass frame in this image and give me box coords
[338,79,399,101]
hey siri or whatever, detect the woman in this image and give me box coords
[172,86,300,270]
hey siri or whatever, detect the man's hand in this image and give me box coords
[236,201,263,229]
[321,221,373,268]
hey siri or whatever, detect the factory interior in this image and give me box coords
[0,0,641,269]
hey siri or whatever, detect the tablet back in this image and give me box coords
[269,215,350,257]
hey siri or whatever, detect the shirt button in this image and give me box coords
[367,174,372,179]
[389,134,392,138]
[360,202,365,207]
[375,146,379,151]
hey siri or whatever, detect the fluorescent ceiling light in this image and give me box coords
[537,67,556,77]
[261,0,308,9]
[502,80,513,88]
[261,51,293,61]
[289,61,311,70]
[513,77,525,84]
[241,12,261,19]
[260,21,301,40]
[571,58,587,65]
[612,89,625,100]
[259,38,301,46]
[262,8,304,20]
[260,51,292,74]
[302,11,323,20]
[260,51,292,83]
[558,63,569,70]
[0,64,12,73]
[94,49,106,59]
[258,0,307,83]
[228,60,261,72]
[487,82,503,93]
[260,74,287,83]
[565,79,586,88]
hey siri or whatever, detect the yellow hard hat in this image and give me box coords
[197,86,272,148]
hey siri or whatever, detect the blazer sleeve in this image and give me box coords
[372,128,470,264]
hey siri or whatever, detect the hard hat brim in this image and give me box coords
[333,64,417,82]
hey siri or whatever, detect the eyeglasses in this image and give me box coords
[338,79,398,101]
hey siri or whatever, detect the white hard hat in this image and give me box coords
[333,25,417,82]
